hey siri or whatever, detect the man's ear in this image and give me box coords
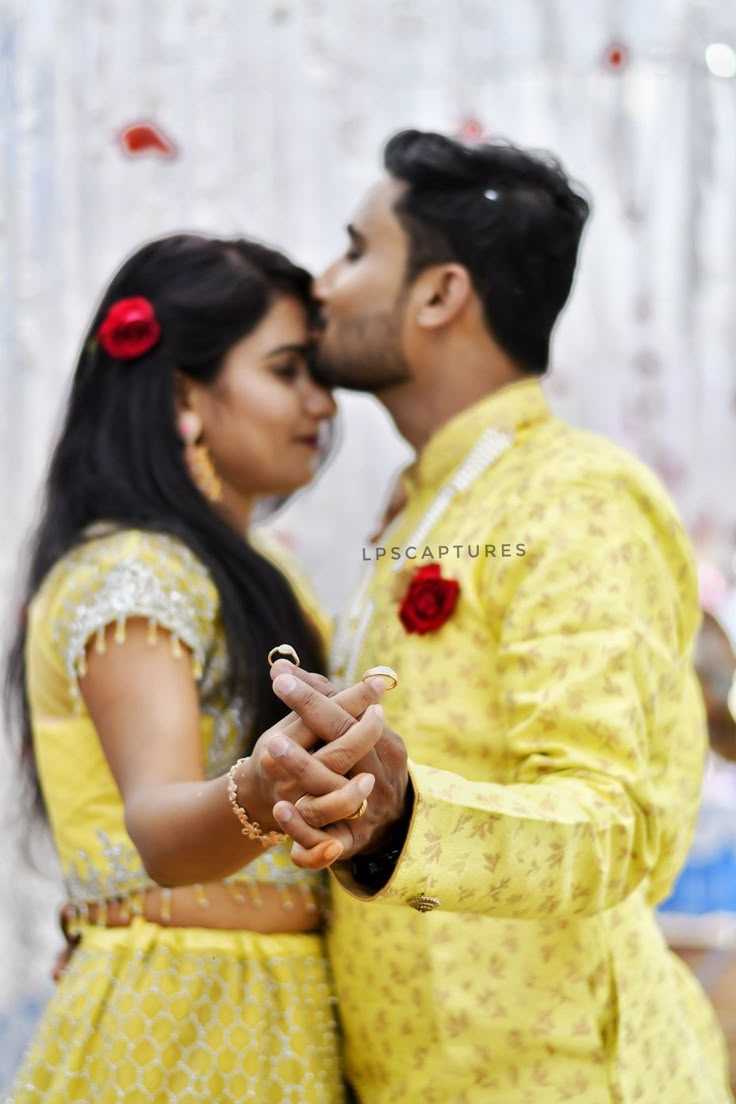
[414,264,473,329]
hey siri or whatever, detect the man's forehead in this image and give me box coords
[350,177,407,236]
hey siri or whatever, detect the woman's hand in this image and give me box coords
[241,668,390,844]
[262,662,410,870]
[82,618,391,883]
[51,905,80,983]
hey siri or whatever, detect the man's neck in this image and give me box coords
[379,362,527,452]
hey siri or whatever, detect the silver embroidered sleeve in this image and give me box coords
[52,535,217,686]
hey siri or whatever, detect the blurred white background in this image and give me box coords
[1,0,735,1087]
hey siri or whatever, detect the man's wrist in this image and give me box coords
[350,845,404,890]
[350,781,414,890]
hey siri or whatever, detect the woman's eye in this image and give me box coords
[345,249,361,262]
[272,361,300,381]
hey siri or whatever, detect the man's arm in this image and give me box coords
[272,482,707,918]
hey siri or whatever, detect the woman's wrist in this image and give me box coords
[227,756,287,846]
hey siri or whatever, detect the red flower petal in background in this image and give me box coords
[458,117,486,143]
[119,121,177,159]
[602,41,629,72]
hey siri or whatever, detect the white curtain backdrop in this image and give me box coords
[1,0,735,1083]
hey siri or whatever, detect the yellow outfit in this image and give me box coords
[9,528,344,1104]
[329,379,732,1103]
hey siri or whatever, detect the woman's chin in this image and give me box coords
[267,466,319,497]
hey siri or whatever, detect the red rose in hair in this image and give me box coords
[97,297,161,360]
[399,564,460,635]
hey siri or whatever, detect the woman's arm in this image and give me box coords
[82,618,382,886]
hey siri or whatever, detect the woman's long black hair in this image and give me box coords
[6,233,328,813]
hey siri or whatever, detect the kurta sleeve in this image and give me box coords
[334,477,707,918]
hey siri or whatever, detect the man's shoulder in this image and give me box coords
[524,417,680,518]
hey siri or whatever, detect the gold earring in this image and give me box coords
[190,443,223,502]
[178,412,223,503]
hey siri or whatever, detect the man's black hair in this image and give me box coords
[384,129,590,373]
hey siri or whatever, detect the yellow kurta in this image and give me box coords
[328,379,732,1103]
[10,527,343,1104]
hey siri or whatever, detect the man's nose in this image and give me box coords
[312,264,334,303]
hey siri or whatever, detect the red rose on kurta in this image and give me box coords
[97,297,161,360]
[399,564,460,635]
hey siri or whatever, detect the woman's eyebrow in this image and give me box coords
[263,342,310,359]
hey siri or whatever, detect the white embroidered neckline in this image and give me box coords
[330,426,513,686]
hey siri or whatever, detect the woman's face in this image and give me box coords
[186,296,337,505]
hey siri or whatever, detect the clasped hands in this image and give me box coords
[247,659,410,871]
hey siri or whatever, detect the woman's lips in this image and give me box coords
[294,435,320,450]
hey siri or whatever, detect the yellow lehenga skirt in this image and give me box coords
[8,918,345,1104]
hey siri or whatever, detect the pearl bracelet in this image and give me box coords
[227,757,288,847]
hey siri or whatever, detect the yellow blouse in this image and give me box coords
[27,526,324,919]
[328,379,732,1103]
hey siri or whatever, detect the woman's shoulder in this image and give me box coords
[39,525,218,605]
[31,527,220,692]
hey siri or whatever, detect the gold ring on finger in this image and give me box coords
[268,644,301,668]
[345,798,368,821]
[294,795,310,812]
[362,665,398,690]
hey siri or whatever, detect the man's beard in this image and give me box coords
[313,310,413,393]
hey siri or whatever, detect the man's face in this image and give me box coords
[313,178,414,392]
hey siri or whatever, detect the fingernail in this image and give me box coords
[358,775,375,796]
[274,802,292,823]
[365,677,388,696]
[269,735,289,758]
[325,842,343,862]
[370,703,383,721]
[274,674,297,695]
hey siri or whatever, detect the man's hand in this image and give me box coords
[241,664,390,851]
[266,662,410,870]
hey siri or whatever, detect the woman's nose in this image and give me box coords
[305,383,337,419]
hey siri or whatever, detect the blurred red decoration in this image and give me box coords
[698,563,728,613]
[458,117,486,143]
[602,41,629,72]
[119,121,177,159]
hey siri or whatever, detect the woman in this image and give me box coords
[5,234,380,1103]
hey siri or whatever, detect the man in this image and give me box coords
[263,130,733,1102]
